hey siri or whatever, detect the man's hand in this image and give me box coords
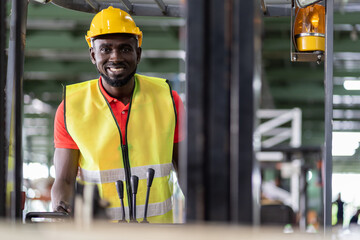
[54,200,72,214]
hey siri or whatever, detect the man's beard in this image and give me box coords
[100,68,137,87]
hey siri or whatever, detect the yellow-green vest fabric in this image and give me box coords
[65,74,176,223]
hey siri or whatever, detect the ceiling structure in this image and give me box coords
[50,0,183,16]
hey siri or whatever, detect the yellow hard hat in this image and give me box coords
[85,6,143,48]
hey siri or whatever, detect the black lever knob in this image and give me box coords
[115,180,127,223]
[141,168,155,223]
[130,176,139,194]
[130,175,139,223]
[147,168,155,187]
[115,180,124,199]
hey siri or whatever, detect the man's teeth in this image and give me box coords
[109,67,124,72]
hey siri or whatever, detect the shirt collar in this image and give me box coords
[98,76,117,103]
[98,77,129,109]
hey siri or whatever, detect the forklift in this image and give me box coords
[0,0,334,234]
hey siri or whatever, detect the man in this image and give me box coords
[334,193,344,226]
[51,6,185,223]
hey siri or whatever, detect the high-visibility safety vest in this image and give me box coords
[64,74,177,223]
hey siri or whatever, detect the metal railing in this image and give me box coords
[256,108,302,149]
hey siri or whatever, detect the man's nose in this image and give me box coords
[109,49,123,62]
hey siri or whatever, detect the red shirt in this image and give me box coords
[54,78,185,149]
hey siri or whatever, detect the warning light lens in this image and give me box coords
[294,4,325,51]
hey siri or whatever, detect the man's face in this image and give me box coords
[90,34,141,87]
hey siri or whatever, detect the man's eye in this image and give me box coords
[122,47,132,52]
[100,47,110,53]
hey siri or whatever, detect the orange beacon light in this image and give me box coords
[294,3,325,52]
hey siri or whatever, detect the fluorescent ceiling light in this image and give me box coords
[332,132,360,156]
[333,147,356,157]
[333,95,360,105]
[344,80,360,90]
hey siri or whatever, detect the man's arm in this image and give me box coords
[51,148,79,213]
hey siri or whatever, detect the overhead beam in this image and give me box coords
[51,0,183,17]
[262,1,360,17]
[154,0,167,14]
[120,0,133,13]
[85,0,100,12]
[24,49,185,61]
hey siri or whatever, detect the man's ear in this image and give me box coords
[136,47,142,64]
[90,47,96,64]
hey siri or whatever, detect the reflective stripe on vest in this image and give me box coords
[65,74,176,223]
[106,196,173,221]
[80,163,173,184]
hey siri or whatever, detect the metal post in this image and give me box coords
[0,0,7,218]
[185,0,208,221]
[230,0,240,223]
[324,0,333,232]
[299,168,307,231]
[230,0,259,224]
[186,0,257,223]
[205,0,230,221]
[6,0,28,220]
[186,0,231,221]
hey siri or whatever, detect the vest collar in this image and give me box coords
[98,76,116,103]
[98,77,132,109]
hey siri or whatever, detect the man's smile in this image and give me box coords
[108,67,125,74]
[106,64,127,75]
